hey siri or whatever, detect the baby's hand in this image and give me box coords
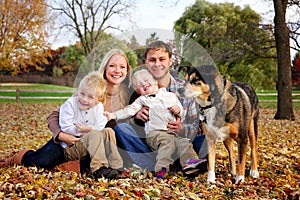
[75,123,92,133]
[168,105,181,116]
[103,111,116,121]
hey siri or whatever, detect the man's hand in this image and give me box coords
[58,132,80,145]
[134,106,150,122]
[167,117,183,134]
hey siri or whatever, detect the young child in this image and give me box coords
[59,72,107,148]
[104,69,206,178]
[60,71,123,179]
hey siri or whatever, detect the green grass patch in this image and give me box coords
[0,83,74,103]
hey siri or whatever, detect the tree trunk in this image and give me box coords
[273,0,294,120]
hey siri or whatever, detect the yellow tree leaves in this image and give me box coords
[0,0,51,75]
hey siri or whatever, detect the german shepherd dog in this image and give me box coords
[178,65,259,183]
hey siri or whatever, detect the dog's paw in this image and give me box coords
[235,175,245,184]
[207,171,216,183]
[250,169,259,178]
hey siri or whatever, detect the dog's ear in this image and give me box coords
[178,66,191,80]
[178,66,189,73]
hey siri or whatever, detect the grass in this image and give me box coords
[0,83,74,104]
[0,83,300,108]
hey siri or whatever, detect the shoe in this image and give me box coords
[93,166,119,180]
[183,158,207,175]
[156,167,167,179]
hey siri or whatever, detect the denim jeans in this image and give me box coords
[22,139,66,169]
[114,123,208,171]
[192,134,208,159]
[114,123,156,171]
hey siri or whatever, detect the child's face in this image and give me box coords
[133,72,158,96]
[77,86,100,110]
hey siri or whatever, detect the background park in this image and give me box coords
[0,0,300,199]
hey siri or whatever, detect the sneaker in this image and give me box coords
[183,158,207,175]
[156,167,167,179]
[93,166,119,180]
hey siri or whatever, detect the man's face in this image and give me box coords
[145,49,172,81]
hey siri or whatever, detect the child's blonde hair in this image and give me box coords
[78,71,107,102]
[131,69,155,90]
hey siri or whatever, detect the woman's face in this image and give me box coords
[105,55,128,85]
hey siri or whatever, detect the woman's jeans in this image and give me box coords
[22,139,66,169]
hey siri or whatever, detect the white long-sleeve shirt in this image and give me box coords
[59,96,107,148]
[114,88,184,134]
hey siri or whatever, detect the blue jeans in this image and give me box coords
[114,123,156,171]
[192,134,208,159]
[22,139,66,169]
[114,123,208,171]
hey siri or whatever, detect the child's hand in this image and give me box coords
[103,111,116,121]
[168,105,181,116]
[75,123,92,133]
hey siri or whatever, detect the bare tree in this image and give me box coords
[49,0,135,56]
[287,0,300,51]
[273,0,295,120]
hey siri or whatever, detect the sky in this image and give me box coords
[50,0,295,50]
[133,0,274,31]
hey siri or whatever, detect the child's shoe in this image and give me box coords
[156,167,167,179]
[93,166,119,180]
[183,158,207,175]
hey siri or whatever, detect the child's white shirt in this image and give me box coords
[59,96,107,148]
[114,88,184,134]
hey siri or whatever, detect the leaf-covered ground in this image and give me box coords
[0,103,299,199]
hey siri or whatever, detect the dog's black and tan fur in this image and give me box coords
[178,65,259,183]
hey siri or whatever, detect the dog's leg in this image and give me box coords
[206,133,216,183]
[236,138,248,183]
[248,118,259,179]
[223,138,236,176]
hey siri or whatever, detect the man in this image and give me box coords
[114,41,207,177]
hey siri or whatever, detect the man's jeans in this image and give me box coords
[114,123,207,171]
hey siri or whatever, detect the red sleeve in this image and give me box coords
[46,106,62,144]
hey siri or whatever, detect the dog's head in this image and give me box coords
[178,65,224,107]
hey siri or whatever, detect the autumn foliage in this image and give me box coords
[0,0,50,75]
[0,104,299,199]
[292,52,300,85]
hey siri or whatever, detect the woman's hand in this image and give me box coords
[134,106,150,122]
[58,132,80,145]
[167,117,183,134]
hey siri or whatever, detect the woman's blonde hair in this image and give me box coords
[98,49,131,107]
